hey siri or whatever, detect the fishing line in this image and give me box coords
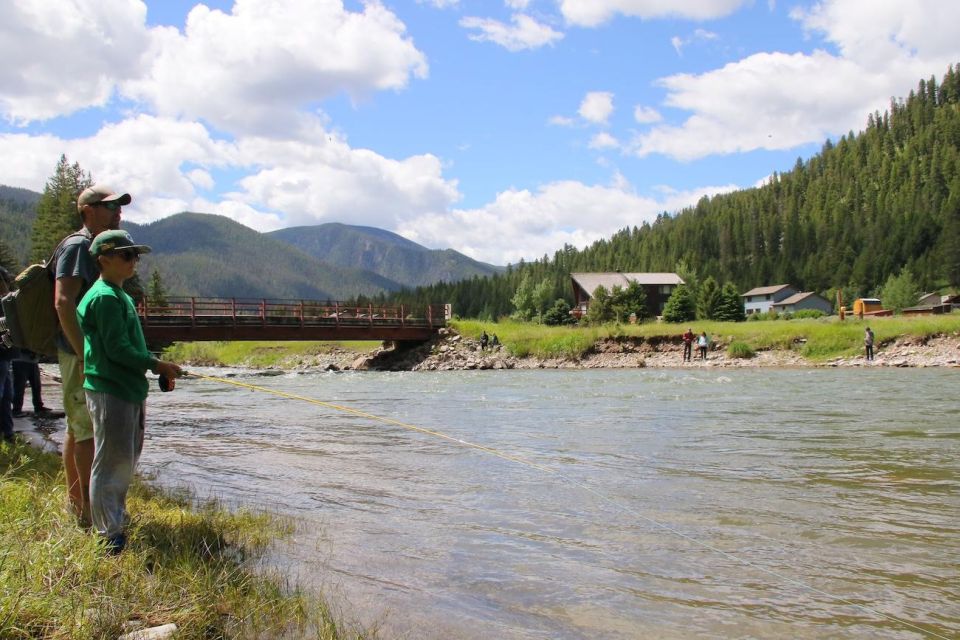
[183,371,949,640]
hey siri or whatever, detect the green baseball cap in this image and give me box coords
[89,230,152,257]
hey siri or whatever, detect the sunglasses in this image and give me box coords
[110,249,140,262]
[94,201,123,211]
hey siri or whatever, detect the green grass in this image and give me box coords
[162,340,379,368]
[454,314,960,362]
[727,342,755,359]
[0,440,355,640]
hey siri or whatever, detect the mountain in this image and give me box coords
[268,223,501,288]
[0,186,41,267]
[386,65,960,319]
[125,213,400,300]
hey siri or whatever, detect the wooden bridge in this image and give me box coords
[138,297,448,343]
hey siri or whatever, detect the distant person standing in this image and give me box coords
[480,330,489,351]
[12,349,58,417]
[697,331,710,360]
[78,230,182,553]
[864,327,875,361]
[682,328,694,362]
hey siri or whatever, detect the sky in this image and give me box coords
[1,1,958,266]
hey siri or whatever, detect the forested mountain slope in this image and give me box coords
[268,223,501,288]
[384,66,960,319]
[126,213,400,300]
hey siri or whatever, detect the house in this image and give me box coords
[917,292,941,307]
[770,292,833,315]
[740,284,797,315]
[570,272,684,318]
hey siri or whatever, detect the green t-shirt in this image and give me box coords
[77,279,157,404]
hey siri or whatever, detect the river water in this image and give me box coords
[142,368,959,639]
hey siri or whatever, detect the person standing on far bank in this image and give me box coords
[682,328,694,362]
[864,327,875,361]
[78,230,182,553]
[52,184,128,526]
[697,331,710,361]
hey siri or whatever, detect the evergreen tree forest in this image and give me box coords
[380,66,960,319]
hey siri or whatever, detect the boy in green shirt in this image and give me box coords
[77,230,181,553]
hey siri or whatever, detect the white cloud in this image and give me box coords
[589,132,619,149]
[671,28,719,56]
[559,0,748,27]
[633,105,662,124]
[0,114,459,232]
[123,0,428,137]
[417,0,459,7]
[548,115,576,126]
[578,91,614,124]
[460,13,563,51]
[0,0,150,123]
[505,0,531,9]
[629,0,960,161]
[397,178,739,264]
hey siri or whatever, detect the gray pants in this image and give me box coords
[85,391,145,538]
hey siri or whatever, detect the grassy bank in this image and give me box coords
[162,340,378,368]
[0,440,351,640]
[454,314,960,362]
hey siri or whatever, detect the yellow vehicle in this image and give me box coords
[852,298,890,317]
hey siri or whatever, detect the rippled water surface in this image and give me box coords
[143,368,959,639]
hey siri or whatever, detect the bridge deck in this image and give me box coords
[139,298,447,343]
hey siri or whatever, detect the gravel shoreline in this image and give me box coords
[346,329,960,372]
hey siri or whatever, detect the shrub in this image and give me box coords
[727,341,755,359]
[793,309,826,319]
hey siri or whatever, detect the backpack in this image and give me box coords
[0,232,87,357]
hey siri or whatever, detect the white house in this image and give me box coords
[771,292,833,315]
[741,284,797,315]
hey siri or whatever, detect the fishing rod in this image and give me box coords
[173,370,949,640]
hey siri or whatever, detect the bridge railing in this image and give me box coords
[138,297,447,329]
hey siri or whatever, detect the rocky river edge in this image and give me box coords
[293,329,960,372]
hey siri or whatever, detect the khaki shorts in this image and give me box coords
[58,350,94,442]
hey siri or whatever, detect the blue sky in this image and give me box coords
[1,1,958,265]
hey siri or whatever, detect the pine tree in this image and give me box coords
[662,285,696,323]
[30,155,93,262]
[715,282,746,321]
[698,276,723,320]
[0,238,19,273]
[942,178,960,290]
[147,269,169,308]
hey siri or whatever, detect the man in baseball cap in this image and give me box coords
[76,184,131,213]
[53,183,131,527]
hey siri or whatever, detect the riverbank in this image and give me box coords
[1,374,355,640]
[157,316,960,372]
[361,326,960,371]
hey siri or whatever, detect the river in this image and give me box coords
[142,368,959,639]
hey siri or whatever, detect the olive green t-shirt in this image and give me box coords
[77,279,157,404]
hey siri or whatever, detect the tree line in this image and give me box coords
[373,64,960,320]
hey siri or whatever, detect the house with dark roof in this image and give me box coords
[740,284,797,315]
[771,291,833,315]
[570,272,684,318]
